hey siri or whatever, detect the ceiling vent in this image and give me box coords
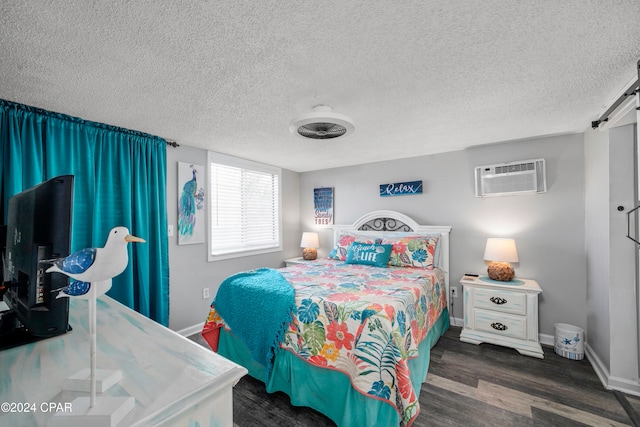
[290,105,355,140]
[475,159,547,197]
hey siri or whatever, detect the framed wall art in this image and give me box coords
[314,187,334,225]
[177,162,206,245]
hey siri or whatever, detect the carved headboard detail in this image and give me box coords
[358,217,412,232]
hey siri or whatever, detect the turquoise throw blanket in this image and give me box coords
[214,268,296,381]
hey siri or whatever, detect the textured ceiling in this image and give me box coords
[1,1,639,172]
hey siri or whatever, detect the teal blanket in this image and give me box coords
[214,268,295,381]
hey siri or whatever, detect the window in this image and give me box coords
[208,152,282,261]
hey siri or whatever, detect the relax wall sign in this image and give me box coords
[379,180,423,197]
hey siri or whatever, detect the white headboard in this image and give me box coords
[332,210,452,311]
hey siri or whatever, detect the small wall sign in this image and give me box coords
[379,180,423,197]
[314,187,334,225]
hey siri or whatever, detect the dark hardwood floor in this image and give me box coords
[189,326,639,426]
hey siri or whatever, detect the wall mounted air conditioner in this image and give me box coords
[474,158,546,197]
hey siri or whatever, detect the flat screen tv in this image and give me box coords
[0,175,74,350]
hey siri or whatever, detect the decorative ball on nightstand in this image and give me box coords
[487,262,515,281]
[302,247,317,260]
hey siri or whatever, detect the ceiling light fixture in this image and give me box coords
[290,105,355,140]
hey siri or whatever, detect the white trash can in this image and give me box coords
[554,323,584,360]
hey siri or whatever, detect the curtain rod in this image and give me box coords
[0,99,181,147]
[0,98,170,142]
[591,59,640,129]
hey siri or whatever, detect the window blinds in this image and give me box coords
[208,152,281,259]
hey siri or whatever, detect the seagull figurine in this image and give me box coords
[46,226,145,285]
[45,227,145,410]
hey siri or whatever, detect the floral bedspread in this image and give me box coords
[203,259,447,425]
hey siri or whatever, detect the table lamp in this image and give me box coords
[300,232,320,260]
[484,238,519,281]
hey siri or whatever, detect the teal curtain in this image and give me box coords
[0,99,169,326]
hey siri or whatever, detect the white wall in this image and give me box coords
[585,127,611,371]
[586,124,639,394]
[299,133,586,336]
[165,145,301,332]
[609,125,638,386]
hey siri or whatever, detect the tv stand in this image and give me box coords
[0,307,71,350]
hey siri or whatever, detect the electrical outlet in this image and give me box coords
[202,287,210,299]
[450,287,458,298]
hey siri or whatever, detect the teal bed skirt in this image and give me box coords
[217,308,450,427]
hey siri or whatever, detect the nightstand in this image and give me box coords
[459,275,543,358]
[284,257,309,267]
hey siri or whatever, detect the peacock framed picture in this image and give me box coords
[177,162,206,245]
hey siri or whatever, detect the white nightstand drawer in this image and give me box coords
[473,288,527,316]
[473,309,527,340]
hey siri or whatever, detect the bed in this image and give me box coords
[201,210,452,427]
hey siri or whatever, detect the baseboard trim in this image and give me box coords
[539,332,554,347]
[585,343,640,397]
[449,316,463,328]
[176,323,203,338]
[608,375,640,397]
[585,343,610,389]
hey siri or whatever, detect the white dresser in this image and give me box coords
[0,296,247,426]
[459,275,543,358]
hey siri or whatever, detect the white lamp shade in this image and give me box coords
[300,232,319,248]
[484,238,519,263]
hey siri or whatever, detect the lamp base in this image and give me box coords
[302,248,317,260]
[487,262,515,281]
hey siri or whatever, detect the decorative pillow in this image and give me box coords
[328,232,380,261]
[381,235,439,269]
[378,232,442,268]
[345,242,393,268]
